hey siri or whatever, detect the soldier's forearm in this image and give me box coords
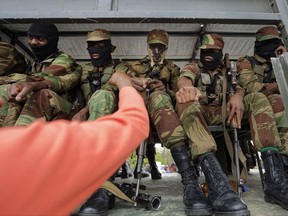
[177,76,193,89]
[234,88,245,99]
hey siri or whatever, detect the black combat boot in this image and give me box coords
[261,150,288,210]
[198,152,250,216]
[171,145,213,216]
[77,188,115,216]
[77,177,115,216]
[119,161,133,179]
[146,144,162,180]
[280,153,288,174]
[133,167,150,178]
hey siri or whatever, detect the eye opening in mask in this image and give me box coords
[28,35,47,43]
[87,41,106,50]
[201,48,221,54]
[149,43,167,51]
[276,49,284,55]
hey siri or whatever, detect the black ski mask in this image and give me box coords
[200,49,223,71]
[27,23,59,60]
[87,40,113,67]
[254,38,284,60]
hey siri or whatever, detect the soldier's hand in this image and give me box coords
[7,81,47,102]
[7,82,33,102]
[262,83,279,95]
[146,79,166,92]
[227,93,244,129]
[108,72,132,90]
[72,106,89,121]
[176,86,202,104]
[131,77,147,92]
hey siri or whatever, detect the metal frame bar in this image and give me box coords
[271,53,288,117]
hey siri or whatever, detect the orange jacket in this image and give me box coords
[0,86,149,216]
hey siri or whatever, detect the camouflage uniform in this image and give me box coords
[237,26,288,210]
[78,29,120,120]
[117,30,186,150]
[237,26,288,154]
[175,34,250,215]
[0,42,29,126]
[0,42,28,76]
[0,24,82,126]
[76,29,124,216]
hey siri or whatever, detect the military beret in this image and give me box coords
[200,34,224,50]
[256,26,280,42]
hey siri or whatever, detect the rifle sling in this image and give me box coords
[100,181,134,204]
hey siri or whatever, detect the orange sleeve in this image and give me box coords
[0,86,149,215]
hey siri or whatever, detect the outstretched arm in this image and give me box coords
[0,72,149,215]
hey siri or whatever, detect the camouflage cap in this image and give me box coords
[147,29,169,46]
[256,26,280,42]
[200,34,224,50]
[87,29,111,42]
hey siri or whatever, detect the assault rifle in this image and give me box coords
[116,183,161,210]
[225,53,245,196]
[134,87,151,208]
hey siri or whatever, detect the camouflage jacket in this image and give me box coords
[80,62,117,103]
[180,61,242,106]
[117,56,180,100]
[237,54,276,94]
[0,42,29,84]
[27,51,82,95]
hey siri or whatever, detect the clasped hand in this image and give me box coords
[176,86,202,104]
[131,78,166,92]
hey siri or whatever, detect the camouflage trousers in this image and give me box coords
[0,87,72,126]
[267,94,288,154]
[147,91,186,149]
[177,92,283,159]
[87,89,118,120]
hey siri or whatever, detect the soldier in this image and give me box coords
[117,29,214,216]
[176,33,262,215]
[73,29,121,216]
[0,41,29,76]
[0,23,82,126]
[237,26,288,210]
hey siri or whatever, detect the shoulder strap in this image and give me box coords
[100,181,134,204]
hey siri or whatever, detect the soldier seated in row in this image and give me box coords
[237,26,288,210]
[0,23,82,127]
[0,40,29,77]
[72,29,121,216]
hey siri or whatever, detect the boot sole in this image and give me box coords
[76,212,107,216]
[264,194,288,210]
[214,209,250,216]
[185,207,213,216]
[151,176,162,180]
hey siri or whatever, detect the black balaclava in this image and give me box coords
[87,40,113,67]
[254,38,284,60]
[200,49,223,71]
[27,23,59,60]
